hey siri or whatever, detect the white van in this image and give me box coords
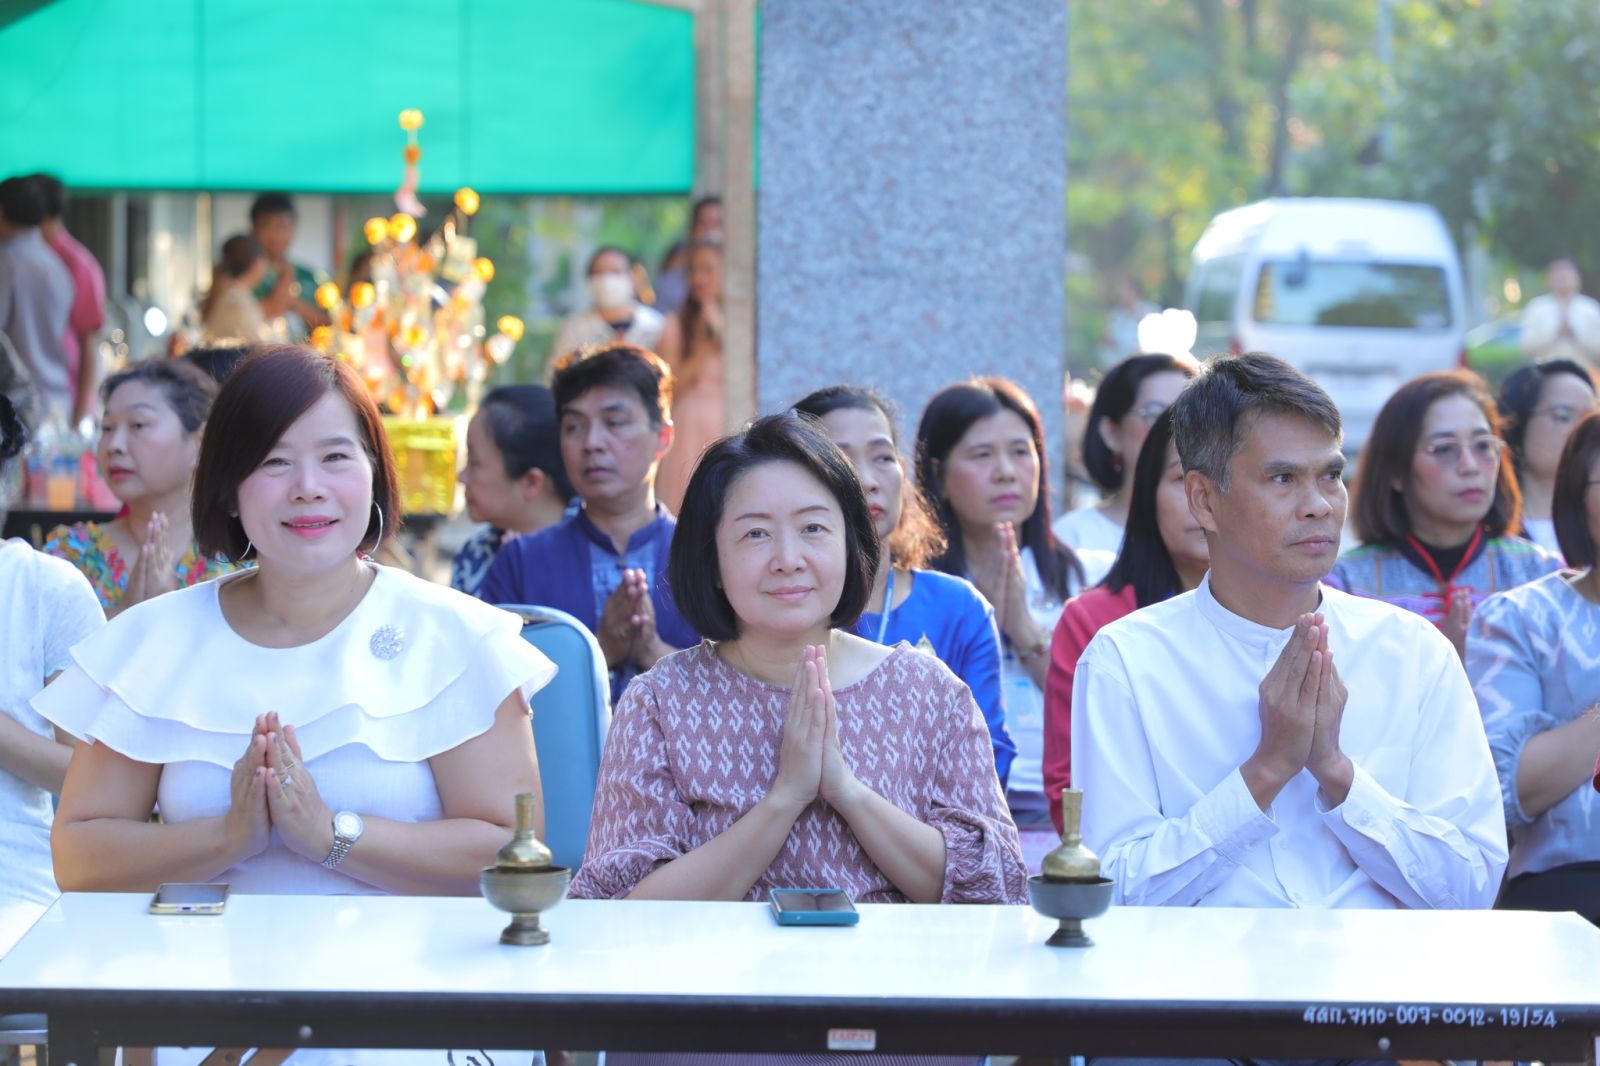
[1183,198,1467,451]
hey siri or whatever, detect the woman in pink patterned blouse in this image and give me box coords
[570,413,1026,906]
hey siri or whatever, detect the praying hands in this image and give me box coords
[967,521,1050,683]
[1242,612,1353,812]
[769,645,859,813]
[226,711,335,867]
[120,511,178,612]
[597,569,673,672]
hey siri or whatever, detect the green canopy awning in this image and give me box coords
[0,0,694,195]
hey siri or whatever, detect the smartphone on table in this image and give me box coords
[149,883,230,915]
[769,887,859,926]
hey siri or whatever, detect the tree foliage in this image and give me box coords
[1067,0,1600,368]
[1391,0,1600,279]
[1067,0,1381,367]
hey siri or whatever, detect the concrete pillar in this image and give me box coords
[756,0,1069,481]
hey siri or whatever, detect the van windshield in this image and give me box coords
[1252,260,1452,329]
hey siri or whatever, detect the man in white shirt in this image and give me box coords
[1073,352,1507,909]
[1521,257,1600,370]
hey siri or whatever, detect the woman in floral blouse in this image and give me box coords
[45,359,241,613]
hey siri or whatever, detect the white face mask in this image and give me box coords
[588,271,634,311]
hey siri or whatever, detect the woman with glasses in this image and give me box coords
[1052,354,1194,556]
[1498,359,1599,557]
[1329,370,1562,660]
[1468,412,1600,923]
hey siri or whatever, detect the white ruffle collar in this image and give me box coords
[33,565,555,768]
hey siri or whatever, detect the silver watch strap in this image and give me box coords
[321,832,356,869]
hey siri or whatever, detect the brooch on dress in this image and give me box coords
[369,625,405,661]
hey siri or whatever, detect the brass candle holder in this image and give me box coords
[479,793,570,946]
[1027,788,1114,948]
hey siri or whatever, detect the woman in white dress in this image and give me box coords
[0,394,103,930]
[35,346,554,1064]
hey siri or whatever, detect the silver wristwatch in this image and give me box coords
[321,810,365,869]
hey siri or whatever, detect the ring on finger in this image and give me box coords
[278,774,294,791]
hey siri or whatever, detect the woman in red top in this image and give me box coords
[1042,408,1210,832]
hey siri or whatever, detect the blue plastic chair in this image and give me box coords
[500,604,612,872]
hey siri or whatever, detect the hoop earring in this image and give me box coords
[371,502,384,549]
[240,539,255,562]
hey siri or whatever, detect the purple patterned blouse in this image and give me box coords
[571,641,1028,905]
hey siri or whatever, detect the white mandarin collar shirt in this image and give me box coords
[1072,575,1507,910]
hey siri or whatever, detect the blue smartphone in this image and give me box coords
[769,887,859,926]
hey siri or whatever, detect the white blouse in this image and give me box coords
[32,564,555,894]
[0,539,103,910]
[1000,547,1112,797]
[1051,505,1125,557]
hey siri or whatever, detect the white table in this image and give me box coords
[0,893,1597,1063]
[0,901,46,959]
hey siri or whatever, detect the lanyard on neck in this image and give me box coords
[1405,525,1485,600]
[875,565,896,645]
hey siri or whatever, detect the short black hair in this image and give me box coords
[1551,411,1600,569]
[586,245,634,275]
[0,176,48,227]
[29,173,66,218]
[1498,358,1598,480]
[1101,407,1186,608]
[1172,352,1342,488]
[690,195,722,230]
[550,342,672,426]
[0,392,27,471]
[218,233,263,279]
[249,192,295,224]
[181,345,253,386]
[1082,353,1196,491]
[668,413,879,642]
[479,385,574,501]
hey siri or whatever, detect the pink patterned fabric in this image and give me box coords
[571,641,1027,905]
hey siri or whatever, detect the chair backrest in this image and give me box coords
[0,1013,46,1047]
[501,604,611,871]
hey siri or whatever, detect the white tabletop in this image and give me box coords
[0,901,46,960]
[3,894,1599,1057]
[0,893,1594,1004]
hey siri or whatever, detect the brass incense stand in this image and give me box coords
[1027,789,1114,947]
[479,793,570,945]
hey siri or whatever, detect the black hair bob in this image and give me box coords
[479,384,575,501]
[1101,406,1185,608]
[668,412,880,642]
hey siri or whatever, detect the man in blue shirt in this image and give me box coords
[480,343,697,697]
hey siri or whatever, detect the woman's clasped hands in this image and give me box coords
[224,711,335,866]
[768,645,860,814]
